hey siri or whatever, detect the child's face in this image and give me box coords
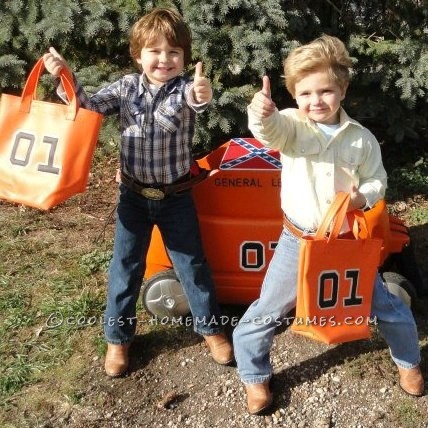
[136,36,184,86]
[294,70,347,125]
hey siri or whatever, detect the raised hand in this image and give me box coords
[250,76,276,119]
[261,75,271,98]
[42,47,70,77]
[192,62,213,104]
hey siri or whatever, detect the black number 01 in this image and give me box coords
[318,269,363,309]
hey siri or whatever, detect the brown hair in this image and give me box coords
[129,8,192,67]
[283,35,353,97]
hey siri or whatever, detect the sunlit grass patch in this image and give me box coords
[391,398,425,428]
[408,206,428,225]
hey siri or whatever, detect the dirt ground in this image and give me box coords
[2,155,428,428]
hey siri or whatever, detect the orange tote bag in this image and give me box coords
[0,58,103,210]
[291,192,383,344]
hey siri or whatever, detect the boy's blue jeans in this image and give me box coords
[233,227,421,385]
[104,184,222,344]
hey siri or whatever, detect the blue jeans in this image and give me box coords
[104,184,222,344]
[233,227,421,384]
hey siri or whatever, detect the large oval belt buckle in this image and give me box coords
[141,188,165,200]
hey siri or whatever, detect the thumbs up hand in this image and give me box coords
[43,47,71,77]
[261,75,271,98]
[192,62,213,104]
[250,76,276,119]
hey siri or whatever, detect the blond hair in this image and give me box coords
[129,8,192,68]
[283,35,353,97]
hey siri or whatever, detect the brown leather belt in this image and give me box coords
[283,214,305,238]
[283,214,355,239]
[121,170,208,200]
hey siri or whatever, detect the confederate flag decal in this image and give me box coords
[220,138,281,170]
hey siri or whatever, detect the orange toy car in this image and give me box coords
[142,138,421,319]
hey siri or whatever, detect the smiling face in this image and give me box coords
[136,36,184,87]
[294,70,347,125]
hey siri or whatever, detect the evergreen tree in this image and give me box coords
[1,0,427,155]
[179,0,322,151]
[0,0,146,147]
[304,0,428,150]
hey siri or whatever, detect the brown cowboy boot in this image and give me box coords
[245,381,273,415]
[104,343,130,377]
[398,365,425,397]
[204,333,234,365]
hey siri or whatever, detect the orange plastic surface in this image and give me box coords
[144,138,409,305]
[361,199,410,265]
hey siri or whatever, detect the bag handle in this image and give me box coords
[315,192,350,240]
[19,58,78,121]
[352,209,370,238]
[315,192,371,242]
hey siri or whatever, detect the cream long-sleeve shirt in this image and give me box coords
[248,106,387,230]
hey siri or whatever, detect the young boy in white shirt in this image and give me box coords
[233,35,424,415]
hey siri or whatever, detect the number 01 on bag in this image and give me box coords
[0,58,103,210]
[291,192,383,344]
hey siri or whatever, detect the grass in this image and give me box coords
[409,206,428,225]
[392,398,425,428]
[385,153,428,201]
[0,202,111,416]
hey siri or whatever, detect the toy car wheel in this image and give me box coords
[142,269,190,319]
[382,271,417,308]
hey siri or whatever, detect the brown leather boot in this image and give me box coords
[398,365,425,396]
[204,333,234,365]
[245,381,273,415]
[104,343,130,377]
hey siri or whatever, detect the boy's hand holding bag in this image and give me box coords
[0,58,103,210]
[291,192,383,344]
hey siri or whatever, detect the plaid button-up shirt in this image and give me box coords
[74,73,208,184]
